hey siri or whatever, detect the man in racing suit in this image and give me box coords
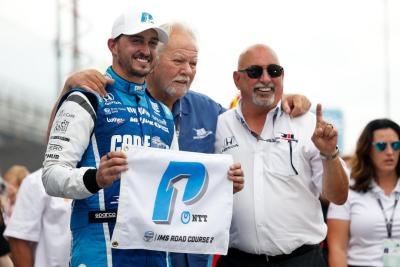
[42,10,178,267]
[48,21,310,267]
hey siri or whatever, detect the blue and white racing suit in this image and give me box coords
[43,66,177,267]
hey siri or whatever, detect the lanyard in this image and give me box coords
[376,192,400,238]
[234,108,299,175]
[234,109,278,142]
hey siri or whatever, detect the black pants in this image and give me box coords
[169,253,210,267]
[217,245,327,267]
[0,217,10,256]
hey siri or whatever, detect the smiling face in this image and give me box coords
[233,44,284,111]
[148,25,198,108]
[108,29,159,83]
[370,128,400,176]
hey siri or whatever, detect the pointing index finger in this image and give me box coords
[316,103,323,125]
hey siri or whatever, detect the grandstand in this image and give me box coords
[0,78,49,173]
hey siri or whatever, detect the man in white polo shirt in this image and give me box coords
[214,44,349,267]
[4,169,71,267]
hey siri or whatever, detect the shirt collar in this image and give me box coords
[395,180,400,193]
[234,100,282,141]
[105,67,147,96]
[172,98,181,118]
[370,178,400,196]
[172,96,190,118]
[274,100,283,117]
[236,99,282,123]
[371,180,383,195]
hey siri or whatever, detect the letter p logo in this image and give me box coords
[141,12,154,24]
[152,161,208,224]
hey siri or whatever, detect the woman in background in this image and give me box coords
[327,118,400,267]
[2,165,29,209]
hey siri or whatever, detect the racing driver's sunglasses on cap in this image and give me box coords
[238,64,284,79]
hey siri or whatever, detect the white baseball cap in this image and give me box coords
[111,11,168,43]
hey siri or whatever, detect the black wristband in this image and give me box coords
[83,169,101,194]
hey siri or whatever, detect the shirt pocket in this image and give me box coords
[264,140,299,178]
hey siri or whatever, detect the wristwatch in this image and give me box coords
[320,146,340,161]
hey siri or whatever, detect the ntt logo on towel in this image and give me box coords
[181,211,208,224]
[181,211,191,224]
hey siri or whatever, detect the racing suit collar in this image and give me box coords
[105,66,147,96]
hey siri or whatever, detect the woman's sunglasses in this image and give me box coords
[238,64,284,79]
[372,141,400,152]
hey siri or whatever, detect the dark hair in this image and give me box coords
[351,118,400,192]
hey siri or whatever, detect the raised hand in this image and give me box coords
[311,104,338,156]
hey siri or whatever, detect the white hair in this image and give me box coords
[157,22,199,54]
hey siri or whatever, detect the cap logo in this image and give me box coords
[141,12,154,24]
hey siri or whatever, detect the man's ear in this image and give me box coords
[233,71,241,89]
[107,38,117,55]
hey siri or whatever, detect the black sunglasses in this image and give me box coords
[238,64,284,79]
[372,141,400,152]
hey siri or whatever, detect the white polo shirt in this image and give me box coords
[328,180,400,267]
[4,169,71,267]
[215,103,327,256]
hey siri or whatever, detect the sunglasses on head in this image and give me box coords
[372,141,400,152]
[238,64,284,79]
